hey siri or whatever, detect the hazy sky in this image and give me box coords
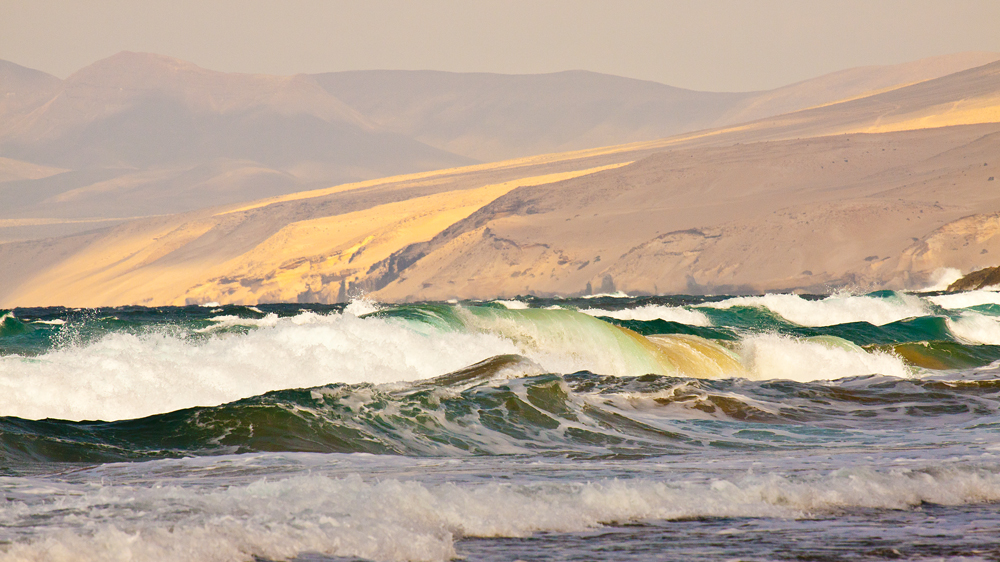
[3,0,1000,92]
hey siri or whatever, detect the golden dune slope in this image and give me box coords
[0,163,629,306]
[2,58,1000,305]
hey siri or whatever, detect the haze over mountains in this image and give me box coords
[2,51,998,242]
[1,51,999,305]
[315,51,1000,162]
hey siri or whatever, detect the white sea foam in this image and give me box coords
[739,334,911,382]
[345,296,381,316]
[579,305,712,326]
[946,313,1000,345]
[494,299,529,309]
[922,267,964,291]
[196,312,282,332]
[701,293,928,327]
[3,464,999,562]
[928,289,1000,310]
[0,312,518,421]
[29,319,66,325]
[580,291,631,299]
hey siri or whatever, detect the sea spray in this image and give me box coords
[0,310,519,421]
[580,304,713,326]
[3,294,1000,561]
[698,292,928,327]
[4,457,1000,562]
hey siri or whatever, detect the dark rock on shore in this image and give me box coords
[947,266,1000,292]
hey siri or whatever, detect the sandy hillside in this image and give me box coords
[370,124,1000,300]
[1,51,995,245]
[1,57,999,306]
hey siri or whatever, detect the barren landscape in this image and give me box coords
[1,52,999,306]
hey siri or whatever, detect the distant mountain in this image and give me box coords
[0,50,997,241]
[312,69,749,162]
[313,51,1000,162]
[0,59,61,123]
[715,51,1000,124]
[0,52,473,224]
[4,54,1000,306]
[659,58,1000,148]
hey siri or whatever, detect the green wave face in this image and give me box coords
[3,353,998,466]
[3,292,1000,468]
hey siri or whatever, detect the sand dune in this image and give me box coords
[627,60,1000,152]
[2,55,1000,305]
[370,125,1000,300]
[2,51,996,244]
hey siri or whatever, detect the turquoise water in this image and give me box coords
[1,291,1000,561]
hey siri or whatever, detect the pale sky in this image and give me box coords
[3,0,1000,92]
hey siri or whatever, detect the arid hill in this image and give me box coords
[313,51,1000,162]
[1,51,996,244]
[1,53,999,306]
[0,52,473,241]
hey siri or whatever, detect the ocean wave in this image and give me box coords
[0,301,953,422]
[4,356,996,464]
[0,311,518,421]
[579,304,712,326]
[4,462,999,562]
[929,289,1000,310]
[946,312,1000,345]
[699,292,928,327]
[739,334,911,382]
[493,299,530,309]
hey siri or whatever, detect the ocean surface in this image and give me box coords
[2,291,1000,561]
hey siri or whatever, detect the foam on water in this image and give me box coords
[1,302,929,421]
[344,297,381,316]
[456,307,677,378]
[700,293,928,327]
[3,462,999,562]
[922,267,964,291]
[928,289,1000,310]
[739,334,911,382]
[946,312,1000,345]
[580,305,712,326]
[493,299,530,309]
[0,311,519,421]
[28,318,65,325]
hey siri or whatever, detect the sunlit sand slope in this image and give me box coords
[370,125,1000,300]
[1,58,999,305]
[0,157,639,306]
[2,51,996,245]
[667,60,1000,147]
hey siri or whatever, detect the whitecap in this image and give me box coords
[700,293,928,327]
[946,312,1000,345]
[928,289,1000,310]
[4,464,999,562]
[494,299,529,309]
[0,312,518,421]
[580,304,712,326]
[739,334,911,381]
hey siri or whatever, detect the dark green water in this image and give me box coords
[2,291,1000,561]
